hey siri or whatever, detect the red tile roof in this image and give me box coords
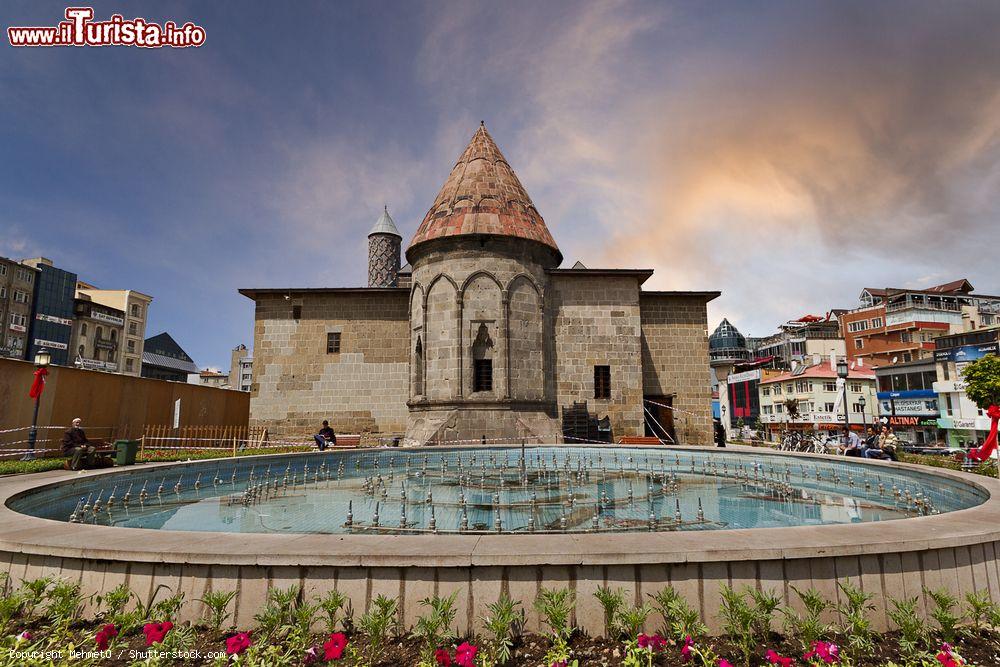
[407,123,561,262]
[759,362,877,384]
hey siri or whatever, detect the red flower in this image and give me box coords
[455,642,478,667]
[936,644,965,667]
[142,621,173,646]
[680,634,695,661]
[95,623,118,650]
[766,649,795,666]
[226,631,253,656]
[323,632,349,661]
[804,640,839,664]
[435,648,452,666]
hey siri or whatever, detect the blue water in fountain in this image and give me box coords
[8,447,987,535]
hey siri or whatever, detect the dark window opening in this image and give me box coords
[473,359,493,392]
[594,365,611,399]
[292,305,302,320]
[326,332,341,353]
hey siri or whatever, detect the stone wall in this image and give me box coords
[549,275,644,439]
[250,291,409,438]
[639,294,714,446]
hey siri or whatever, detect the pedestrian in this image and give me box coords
[62,418,96,470]
[714,419,726,447]
[313,420,336,451]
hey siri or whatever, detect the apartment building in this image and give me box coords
[21,258,77,366]
[69,294,126,372]
[230,344,253,392]
[76,284,153,376]
[757,357,878,438]
[0,257,38,359]
[933,327,999,447]
[754,313,846,368]
[841,279,1000,367]
[874,358,940,445]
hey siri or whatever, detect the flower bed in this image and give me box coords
[2,572,1000,666]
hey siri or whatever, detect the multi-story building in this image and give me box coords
[229,344,253,392]
[69,294,126,373]
[76,284,153,376]
[0,257,38,359]
[757,357,878,438]
[190,369,229,388]
[841,279,1000,367]
[21,258,77,366]
[874,359,940,445]
[933,327,999,447]
[754,313,846,368]
[141,332,199,382]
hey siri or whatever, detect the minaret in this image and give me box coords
[367,206,402,287]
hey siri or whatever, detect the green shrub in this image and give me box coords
[411,592,458,667]
[481,593,522,667]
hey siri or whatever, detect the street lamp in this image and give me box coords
[836,358,850,448]
[859,395,867,433]
[23,348,52,461]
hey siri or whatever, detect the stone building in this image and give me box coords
[241,123,718,445]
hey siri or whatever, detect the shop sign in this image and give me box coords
[33,338,67,350]
[888,416,939,427]
[91,310,125,326]
[77,357,117,371]
[880,398,938,416]
[95,338,116,351]
[728,369,761,384]
[934,343,998,362]
[35,313,72,326]
[8,323,26,333]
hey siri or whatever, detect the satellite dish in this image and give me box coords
[891,356,898,364]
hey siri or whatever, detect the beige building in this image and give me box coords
[0,257,37,359]
[241,123,718,445]
[69,293,125,372]
[76,284,153,376]
[757,357,879,437]
[191,369,229,388]
[229,344,253,392]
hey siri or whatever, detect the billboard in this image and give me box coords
[934,342,998,363]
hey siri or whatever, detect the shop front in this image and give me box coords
[877,389,941,445]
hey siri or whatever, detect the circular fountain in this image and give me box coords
[2,445,999,635]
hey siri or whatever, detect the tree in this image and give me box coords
[962,355,1000,409]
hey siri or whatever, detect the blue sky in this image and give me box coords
[2,1,999,370]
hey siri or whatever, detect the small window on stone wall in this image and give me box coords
[326,332,341,354]
[293,305,302,320]
[594,365,611,399]
[474,359,493,392]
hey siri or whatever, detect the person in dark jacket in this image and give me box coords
[62,418,95,470]
[313,420,337,451]
[714,420,727,447]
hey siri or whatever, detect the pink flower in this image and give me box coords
[719,661,734,667]
[681,634,695,661]
[766,649,795,666]
[225,631,252,656]
[455,642,478,667]
[804,640,839,664]
[435,648,452,666]
[303,646,321,665]
[936,643,965,667]
[17,631,32,642]
[95,623,118,650]
[550,662,568,667]
[142,621,173,646]
[323,632,349,661]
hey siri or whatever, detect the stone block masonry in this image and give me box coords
[250,291,409,439]
[640,293,714,446]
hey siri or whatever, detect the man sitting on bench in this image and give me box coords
[313,420,337,451]
[63,418,96,470]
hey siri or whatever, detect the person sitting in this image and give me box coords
[844,430,864,457]
[62,418,96,470]
[313,420,337,451]
[865,426,899,461]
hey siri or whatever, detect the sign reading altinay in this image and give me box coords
[240,124,720,446]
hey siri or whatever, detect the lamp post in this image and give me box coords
[23,348,52,462]
[859,395,867,434]
[836,358,850,449]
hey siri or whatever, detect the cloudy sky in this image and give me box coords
[2,1,998,369]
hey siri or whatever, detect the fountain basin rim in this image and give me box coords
[1,444,997,568]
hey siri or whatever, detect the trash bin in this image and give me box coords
[114,440,139,466]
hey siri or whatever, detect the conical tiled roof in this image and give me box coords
[407,123,561,261]
[369,205,401,238]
